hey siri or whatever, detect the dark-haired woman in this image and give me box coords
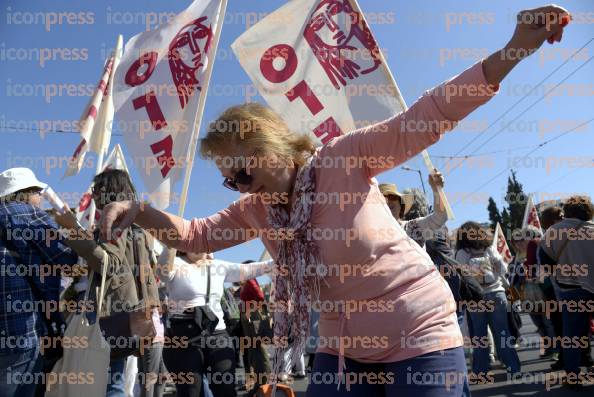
[455,221,520,375]
[55,169,164,397]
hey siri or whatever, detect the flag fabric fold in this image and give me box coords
[64,56,114,178]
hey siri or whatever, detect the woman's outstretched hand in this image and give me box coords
[99,200,141,241]
[506,5,571,59]
[482,4,570,86]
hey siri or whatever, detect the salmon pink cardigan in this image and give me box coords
[169,61,498,363]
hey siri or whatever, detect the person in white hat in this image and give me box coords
[379,171,448,248]
[0,167,79,397]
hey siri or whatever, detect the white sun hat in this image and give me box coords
[0,167,47,198]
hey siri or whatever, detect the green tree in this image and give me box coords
[504,170,527,236]
[486,170,527,254]
[487,197,502,229]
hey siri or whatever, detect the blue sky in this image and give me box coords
[1,0,592,263]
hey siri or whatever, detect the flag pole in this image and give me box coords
[89,34,123,229]
[177,0,228,218]
[348,0,454,220]
[95,34,123,175]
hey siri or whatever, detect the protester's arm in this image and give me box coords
[11,207,78,302]
[482,5,570,86]
[406,212,447,243]
[453,249,471,272]
[155,247,177,282]
[99,196,258,254]
[223,259,274,283]
[327,60,498,178]
[407,172,448,236]
[489,246,511,288]
[428,171,447,219]
[53,209,127,277]
[62,227,128,277]
[20,207,79,267]
[541,226,559,260]
[325,5,569,178]
[537,242,556,282]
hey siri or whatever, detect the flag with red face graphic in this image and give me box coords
[492,222,513,264]
[75,144,130,229]
[113,0,223,209]
[231,0,405,144]
[522,195,543,232]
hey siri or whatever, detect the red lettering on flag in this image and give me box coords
[286,80,323,116]
[313,117,343,144]
[260,44,298,84]
[150,135,175,178]
[125,52,158,87]
[132,91,168,131]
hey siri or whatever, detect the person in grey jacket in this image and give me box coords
[539,195,594,386]
[380,170,447,247]
[455,221,520,375]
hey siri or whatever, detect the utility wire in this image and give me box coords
[0,124,123,136]
[451,37,594,158]
[451,117,594,208]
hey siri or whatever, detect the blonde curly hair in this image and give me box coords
[200,103,315,167]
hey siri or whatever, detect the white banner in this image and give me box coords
[88,35,123,156]
[64,57,113,178]
[114,0,223,209]
[522,195,543,232]
[231,0,405,144]
[492,222,513,264]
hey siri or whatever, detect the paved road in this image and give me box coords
[167,313,593,396]
[468,313,593,397]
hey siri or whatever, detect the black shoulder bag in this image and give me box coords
[443,250,485,302]
[192,265,219,336]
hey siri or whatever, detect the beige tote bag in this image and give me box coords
[46,252,111,397]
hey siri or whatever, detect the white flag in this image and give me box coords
[236,0,412,261]
[522,195,543,232]
[113,0,223,209]
[492,222,513,264]
[75,144,130,229]
[64,57,114,178]
[231,0,405,144]
[88,35,124,156]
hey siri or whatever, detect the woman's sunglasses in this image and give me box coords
[222,168,253,191]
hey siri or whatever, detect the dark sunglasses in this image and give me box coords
[222,168,253,191]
